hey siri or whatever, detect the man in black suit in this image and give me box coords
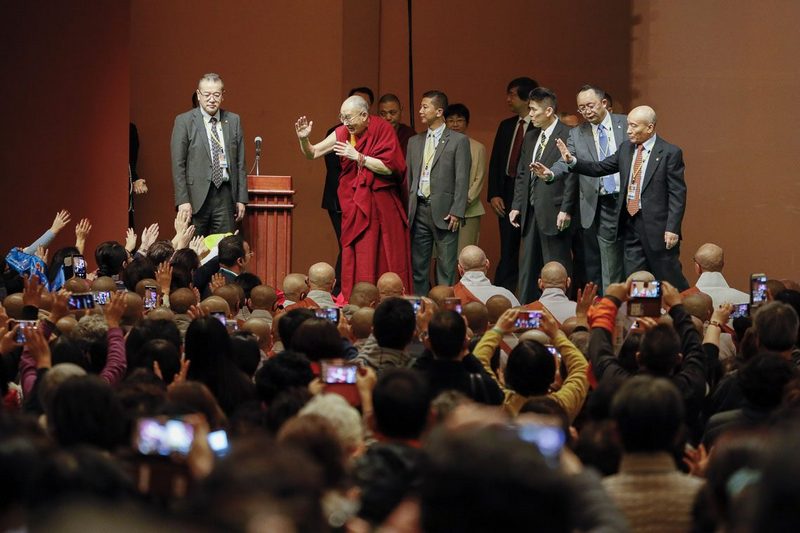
[535,105,689,290]
[509,87,576,303]
[486,77,538,293]
[322,87,374,295]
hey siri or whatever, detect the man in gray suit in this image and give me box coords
[509,87,575,304]
[549,85,626,293]
[171,73,247,236]
[407,90,471,296]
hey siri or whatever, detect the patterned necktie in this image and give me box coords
[507,119,525,176]
[627,144,645,216]
[420,132,435,197]
[209,117,224,188]
[598,124,618,194]
[534,132,547,162]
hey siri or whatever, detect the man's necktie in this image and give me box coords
[598,124,618,194]
[627,143,645,216]
[534,132,547,162]
[209,117,224,188]
[506,119,525,176]
[420,132,435,198]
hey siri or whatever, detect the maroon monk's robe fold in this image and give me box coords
[335,116,412,299]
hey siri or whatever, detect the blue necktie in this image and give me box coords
[598,124,618,194]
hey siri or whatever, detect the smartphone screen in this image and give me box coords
[68,292,95,310]
[403,296,423,314]
[320,360,358,384]
[514,310,542,329]
[443,297,462,314]
[72,255,87,279]
[750,274,768,307]
[516,423,565,467]
[629,280,662,299]
[315,307,340,324]
[134,418,194,456]
[207,429,230,458]
[210,311,227,325]
[14,320,38,343]
[628,280,662,317]
[731,303,750,319]
[144,285,158,310]
[94,290,111,305]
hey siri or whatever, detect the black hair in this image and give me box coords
[755,301,799,352]
[291,318,343,362]
[170,248,200,273]
[373,369,431,440]
[639,324,681,376]
[255,350,314,405]
[234,272,262,299]
[373,297,416,350]
[428,310,466,360]
[506,339,555,396]
[122,255,156,291]
[94,241,128,279]
[146,240,174,266]
[230,331,261,378]
[125,318,182,373]
[506,77,539,99]
[348,86,375,105]
[444,103,470,124]
[577,84,607,100]
[48,246,81,284]
[528,86,558,113]
[618,331,643,374]
[422,90,448,111]
[739,352,796,409]
[277,308,315,347]
[218,235,245,267]
[138,338,181,384]
[611,375,684,453]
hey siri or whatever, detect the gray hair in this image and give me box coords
[69,314,108,344]
[198,72,224,88]
[342,95,369,114]
[299,393,364,451]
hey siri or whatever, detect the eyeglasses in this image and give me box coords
[446,117,467,125]
[339,112,364,125]
[199,91,223,100]
[577,102,599,113]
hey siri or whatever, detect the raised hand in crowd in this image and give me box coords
[416,296,435,337]
[494,307,521,334]
[555,138,574,164]
[661,280,682,309]
[139,223,160,255]
[604,281,630,303]
[22,274,44,308]
[103,291,127,329]
[125,228,138,253]
[575,282,598,328]
[49,290,70,324]
[0,323,20,356]
[49,209,72,235]
[209,272,227,293]
[189,235,209,259]
[175,224,196,250]
[188,304,209,320]
[156,261,173,295]
[173,210,190,237]
[537,306,561,341]
[74,218,92,254]
[34,246,48,263]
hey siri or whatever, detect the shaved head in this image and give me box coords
[170,288,197,314]
[282,273,309,302]
[627,270,655,283]
[683,292,713,322]
[350,282,379,308]
[91,276,117,293]
[377,272,404,301]
[518,329,550,344]
[2,293,24,320]
[694,243,724,272]
[350,307,375,339]
[539,261,569,289]
[428,285,455,308]
[123,292,144,325]
[486,295,512,324]
[629,105,657,125]
[458,245,489,273]
[242,317,271,350]
[200,295,231,316]
[250,285,278,311]
[462,301,489,336]
[308,262,335,292]
[214,285,241,314]
[148,307,175,321]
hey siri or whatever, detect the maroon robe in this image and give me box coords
[335,116,412,299]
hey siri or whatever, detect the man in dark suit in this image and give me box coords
[407,90,471,296]
[535,105,689,290]
[549,85,626,293]
[509,87,576,303]
[486,77,538,292]
[170,73,247,236]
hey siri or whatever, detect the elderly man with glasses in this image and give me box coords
[294,95,411,300]
[170,72,248,236]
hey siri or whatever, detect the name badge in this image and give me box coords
[218,150,228,169]
[627,183,637,201]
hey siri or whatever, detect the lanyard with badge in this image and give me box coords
[627,151,647,201]
[210,120,228,169]
[420,133,438,191]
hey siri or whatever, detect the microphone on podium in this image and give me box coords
[254,136,263,174]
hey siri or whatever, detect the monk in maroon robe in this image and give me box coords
[295,96,412,299]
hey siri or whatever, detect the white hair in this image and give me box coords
[299,393,364,451]
[342,95,369,114]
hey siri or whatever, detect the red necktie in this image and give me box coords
[627,144,644,216]
[506,119,525,177]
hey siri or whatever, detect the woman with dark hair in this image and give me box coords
[47,246,80,285]
[184,316,255,416]
[122,255,156,291]
[94,241,129,279]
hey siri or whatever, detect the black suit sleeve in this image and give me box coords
[665,147,687,235]
[557,128,578,216]
[572,150,621,178]
[487,120,509,199]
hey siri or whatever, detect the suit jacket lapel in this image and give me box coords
[539,121,564,164]
[612,115,626,149]
[192,109,211,165]
[581,123,599,161]
[430,128,450,169]
[221,110,233,164]
[641,137,664,192]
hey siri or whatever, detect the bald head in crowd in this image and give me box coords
[627,270,655,283]
[428,285,455,308]
[349,282,379,308]
[201,296,231,316]
[2,293,24,320]
[214,285,241,315]
[683,292,713,322]
[350,307,375,340]
[123,292,144,325]
[282,273,308,303]
[91,276,117,293]
[170,288,197,314]
[308,262,336,292]
[377,272,404,301]
[242,317,271,350]
[539,261,570,291]
[458,245,489,274]
[64,277,90,294]
[250,285,278,312]
[694,243,725,273]
[486,295,512,324]
[462,301,489,336]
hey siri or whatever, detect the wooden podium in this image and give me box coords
[244,175,294,288]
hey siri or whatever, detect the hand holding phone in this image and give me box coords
[315,307,341,324]
[68,292,96,310]
[627,280,662,317]
[514,310,542,330]
[443,297,462,314]
[750,273,768,307]
[320,360,358,384]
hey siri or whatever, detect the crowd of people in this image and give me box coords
[1,202,799,532]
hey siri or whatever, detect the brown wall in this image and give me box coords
[4,1,797,289]
[0,2,129,269]
[631,0,800,290]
